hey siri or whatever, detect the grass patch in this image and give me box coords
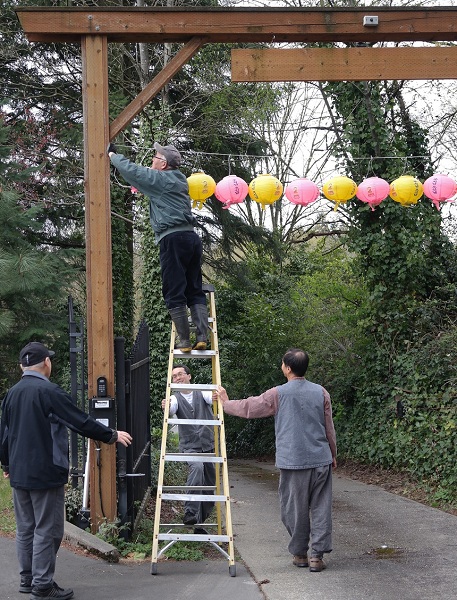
[0,476,15,535]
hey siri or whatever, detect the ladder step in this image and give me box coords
[157,533,230,542]
[164,453,224,463]
[170,383,218,391]
[162,485,216,491]
[173,349,217,356]
[169,418,221,425]
[191,316,216,323]
[161,493,228,501]
[159,522,217,528]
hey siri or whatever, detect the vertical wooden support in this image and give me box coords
[81,35,116,529]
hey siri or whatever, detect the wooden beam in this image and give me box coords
[81,35,117,529]
[15,7,457,44]
[232,46,457,82]
[110,36,205,140]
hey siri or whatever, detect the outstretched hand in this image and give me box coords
[215,385,229,405]
[116,431,132,447]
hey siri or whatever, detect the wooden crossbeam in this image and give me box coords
[15,7,457,45]
[110,37,205,140]
[232,47,457,82]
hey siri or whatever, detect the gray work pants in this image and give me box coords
[278,465,333,557]
[13,486,65,589]
[184,451,216,523]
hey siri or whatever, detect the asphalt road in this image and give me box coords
[3,459,457,600]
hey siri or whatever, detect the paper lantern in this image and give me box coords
[322,176,357,211]
[248,174,283,210]
[389,175,423,207]
[215,175,249,209]
[187,171,216,209]
[356,177,390,211]
[423,174,457,210]
[285,178,320,207]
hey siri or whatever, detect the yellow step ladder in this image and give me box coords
[150,285,236,577]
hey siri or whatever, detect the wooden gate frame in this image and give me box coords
[14,5,457,528]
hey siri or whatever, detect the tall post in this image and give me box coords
[81,34,117,529]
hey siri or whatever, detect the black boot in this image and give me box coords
[169,307,192,352]
[190,304,208,350]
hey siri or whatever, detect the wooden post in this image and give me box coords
[81,34,117,529]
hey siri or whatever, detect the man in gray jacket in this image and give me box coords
[216,348,337,572]
[108,142,208,351]
[162,365,215,529]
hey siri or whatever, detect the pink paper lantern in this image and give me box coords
[423,174,457,210]
[356,177,390,211]
[285,178,320,207]
[215,175,248,209]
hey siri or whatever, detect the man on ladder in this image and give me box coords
[108,141,208,352]
[162,364,215,532]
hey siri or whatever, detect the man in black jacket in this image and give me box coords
[0,342,132,600]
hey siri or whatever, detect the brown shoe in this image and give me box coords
[309,556,326,572]
[292,555,309,568]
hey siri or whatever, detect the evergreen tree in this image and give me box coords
[0,118,76,392]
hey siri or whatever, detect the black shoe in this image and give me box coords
[31,582,74,600]
[183,513,198,526]
[19,575,33,593]
[194,527,209,535]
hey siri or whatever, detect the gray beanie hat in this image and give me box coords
[153,142,182,168]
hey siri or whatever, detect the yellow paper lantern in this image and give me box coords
[248,174,283,210]
[389,175,423,207]
[187,171,216,209]
[322,176,357,211]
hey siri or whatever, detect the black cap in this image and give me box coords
[19,342,55,367]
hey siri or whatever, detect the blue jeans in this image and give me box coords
[159,231,206,309]
[13,486,65,590]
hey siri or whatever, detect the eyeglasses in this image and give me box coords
[172,371,188,379]
[154,155,167,162]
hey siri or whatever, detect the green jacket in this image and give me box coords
[110,153,196,243]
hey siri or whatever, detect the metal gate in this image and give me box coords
[115,322,151,536]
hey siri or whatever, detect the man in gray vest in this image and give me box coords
[162,365,215,529]
[216,348,337,573]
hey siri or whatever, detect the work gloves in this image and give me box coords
[107,142,117,154]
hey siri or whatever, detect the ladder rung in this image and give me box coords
[164,453,224,463]
[158,522,217,528]
[161,493,228,502]
[162,486,215,491]
[157,533,230,542]
[162,485,216,491]
[169,418,221,425]
[170,383,218,391]
[191,316,216,323]
[173,349,217,356]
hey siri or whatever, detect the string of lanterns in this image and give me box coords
[183,171,457,212]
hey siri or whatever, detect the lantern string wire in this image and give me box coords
[365,157,374,179]
[4,143,430,164]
